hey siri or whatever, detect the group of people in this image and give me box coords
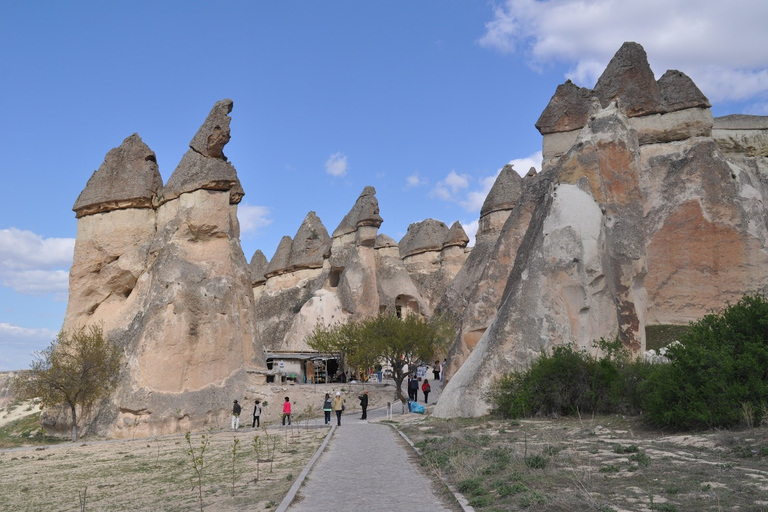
[322,392,346,425]
[230,358,447,429]
[230,398,264,430]
[407,375,432,403]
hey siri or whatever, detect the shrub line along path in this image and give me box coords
[280,384,462,512]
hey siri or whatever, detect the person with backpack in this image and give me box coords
[422,379,431,404]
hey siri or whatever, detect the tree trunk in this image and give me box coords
[70,403,78,442]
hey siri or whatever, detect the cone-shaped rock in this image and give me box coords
[399,219,449,258]
[593,42,664,117]
[163,99,243,204]
[374,233,398,249]
[266,236,293,277]
[289,212,331,270]
[658,70,711,111]
[73,134,162,218]
[443,222,469,249]
[249,249,268,286]
[332,186,383,237]
[480,165,523,217]
[536,81,594,135]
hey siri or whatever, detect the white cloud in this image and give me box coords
[237,203,273,235]
[432,171,471,202]
[0,228,73,298]
[325,152,348,177]
[434,152,542,213]
[0,228,74,271]
[479,0,768,104]
[461,219,479,247]
[509,151,543,176]
[0,323,58,371]
[405,172,428,189]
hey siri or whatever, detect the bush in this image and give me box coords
[642,295,768,430]
[490,338,653,418]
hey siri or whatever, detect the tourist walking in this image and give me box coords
[282,396,292,426]
[231,399,241,430]
[408,374,419,402]
[422,379,431,403]
[332,392,344,426]
[433,360,441,381]
[358,390,369,420]
[322,393,333,425]
[252,399,261,428]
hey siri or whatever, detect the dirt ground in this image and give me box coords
[0,380,411,511]
[399,413,768,511]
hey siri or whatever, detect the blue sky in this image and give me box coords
[2,0,767,371]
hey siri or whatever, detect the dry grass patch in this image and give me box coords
[400,414,768,511]
[0,424,327,511]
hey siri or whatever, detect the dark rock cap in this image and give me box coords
[443,222,470,249]
[288,211,331,270]
[657,70,710,111]
[536,80,594,135]
[374,233,399,249]
[399,219,449,258]
[189,99,233,160]
[162,99,243,204]
[480,165,523,218]
[249,250,268,286]
[332,186,383,237]
[73,133,163,218]
[537,42,713,135]
[593,42,664,117]
[265,236,293,277]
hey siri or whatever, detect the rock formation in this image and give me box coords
[251,187,467,354]
[57,100,266,438]
[54,41,768,432]
[435,42,768,418]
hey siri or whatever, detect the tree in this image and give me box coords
[306,312,455,406]
[13,325,122,441]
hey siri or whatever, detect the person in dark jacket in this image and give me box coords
[232,400,241,430]
[322,393,333,424]
[408,374,419,402]
[358,390,369,419]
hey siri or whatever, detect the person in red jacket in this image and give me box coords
[422,379,432,404]
[282,396,292,425]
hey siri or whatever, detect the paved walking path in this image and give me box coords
[284,381,456,512]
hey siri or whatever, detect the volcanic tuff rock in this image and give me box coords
[251,188,469,353]
[537,42,712,170]
[396,219,470,308]
[435,43,768,418]
[249,249,268,286]
[162,99,244,204]
[58,100,265,439]
[73,134,162,218]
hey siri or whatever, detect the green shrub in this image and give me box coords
[490,338,653,418]
[642,294,768,430]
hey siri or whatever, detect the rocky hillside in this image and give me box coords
[434,42,768,418]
